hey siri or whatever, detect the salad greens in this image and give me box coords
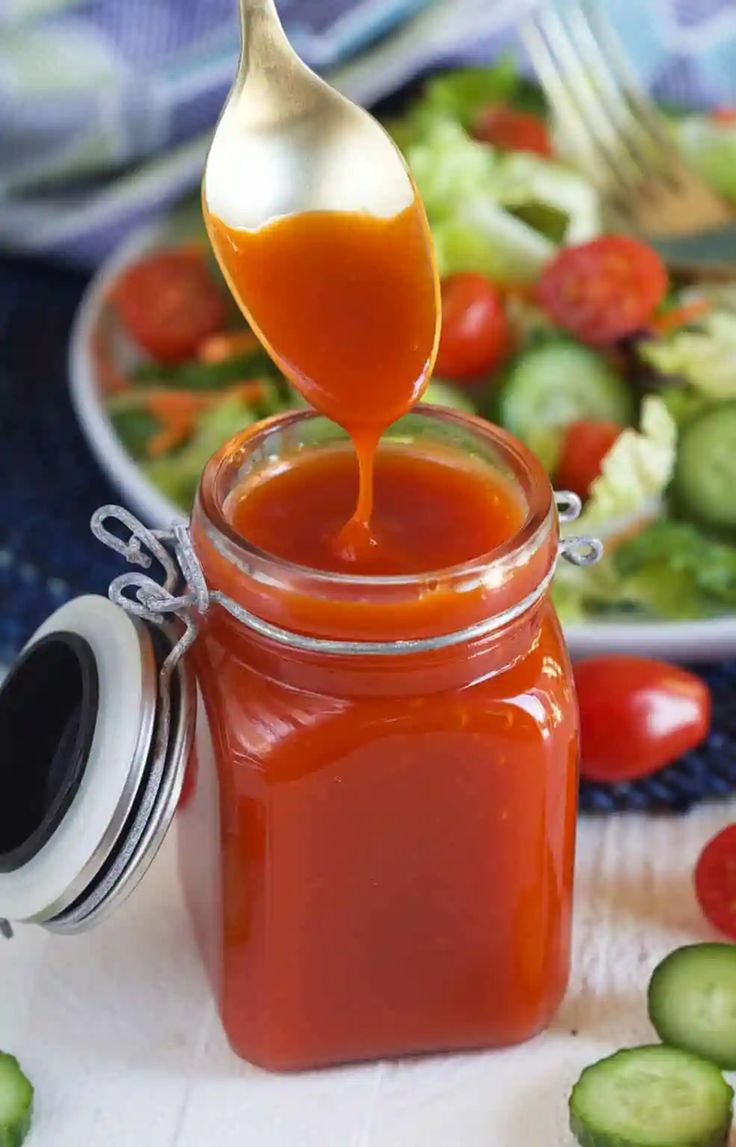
[103,59,736,625]
[641,310,736,398]
[144,395,261,509]
[406,119,599,282]
[676,115,736,203]
[572,397,677,532]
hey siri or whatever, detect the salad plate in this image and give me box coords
[69,63,736,661]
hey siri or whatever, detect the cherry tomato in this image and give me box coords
[575,657,710,783]
[538,236,668,345]
[112,247,229,363]
[695,826,736,940]
[556,419,623,499]
[473,105,552,157]
[435,273,511,379]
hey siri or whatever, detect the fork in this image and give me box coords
[520,0,734,239]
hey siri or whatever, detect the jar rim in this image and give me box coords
[197,404,554,591]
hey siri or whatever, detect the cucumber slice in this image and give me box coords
[498,339,634,471]
[649,944,736,1070]
[570,1045,733,1147]
[422,380,477,414]
[673,403,736,531]
[0,1053,33,1147]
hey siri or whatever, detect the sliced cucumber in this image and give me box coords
[421,380,477,414]
[498,339,634,471]
[673,403,736,531]
[649,944,736,1070]
[570,1045,733,1147]
[0,1053,33,1147]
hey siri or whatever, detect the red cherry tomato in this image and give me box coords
[112,247,229,363]
[538,236,668,345]
[473,105,552,157]
[695,826,736,940]
[575,657,710,783]
[556,419,623,499]
[435,273,511,379]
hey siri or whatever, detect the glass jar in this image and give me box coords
[179,406,579,1072]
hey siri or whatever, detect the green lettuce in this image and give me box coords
[553,518,736,623]
[675,115,736,202]
[572,396,677,532]
[640,311,736,398]
[554,397,680,621]
[143,395,259,509]
[562,519,736,621]
[406,121,600,283]
[386,59,541,151]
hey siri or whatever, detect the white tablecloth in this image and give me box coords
[2,803,732,1147]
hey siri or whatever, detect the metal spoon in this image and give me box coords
[202,0,417,231]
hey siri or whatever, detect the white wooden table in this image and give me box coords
[2,804,730,1147]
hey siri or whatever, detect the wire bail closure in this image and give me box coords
[91,494,601,662]
[0,493,601,945]
[555,490,604,567]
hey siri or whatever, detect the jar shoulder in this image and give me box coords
[194,604,576,774]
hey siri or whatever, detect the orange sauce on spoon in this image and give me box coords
[205,201,439,556]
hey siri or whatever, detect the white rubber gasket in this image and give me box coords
[0,595,156,922]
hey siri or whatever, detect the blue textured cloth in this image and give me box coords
[2,0,736,266]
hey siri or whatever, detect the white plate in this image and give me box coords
[69,218,736,661]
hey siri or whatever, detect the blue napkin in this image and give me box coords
[2,0,736,267]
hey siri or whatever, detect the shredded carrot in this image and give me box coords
[197,330,261,363]
[145,392,210,457]
[143,381,268,457]
[649,298,712,336]
[500,282,538,305]
[91,314,129,395]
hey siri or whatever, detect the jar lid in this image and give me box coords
[0,594,195,936]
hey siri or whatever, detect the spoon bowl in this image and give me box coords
[203,0,416,230]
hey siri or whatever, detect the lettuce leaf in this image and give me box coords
[552,408,736,623]
[484,150,600,244]
[615,520,736,606]
[386,59,541,151]
[675,115,736,203]
[571,396,677,533]
[553,518,736,623]
[406,121,600,284]
[564,519,736,621]
[554,397,679,621]
[144,395,258,509]
[639,311,736,398]
[414,60,522,130]
[431,197,556,283]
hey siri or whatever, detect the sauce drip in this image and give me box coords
[228,444,525,577]
[205,203,439,556]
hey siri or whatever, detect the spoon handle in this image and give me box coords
[238,0,289,52]
[236,0,301,89]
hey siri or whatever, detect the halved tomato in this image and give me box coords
[111,246,228,363]
[538,236,668,345]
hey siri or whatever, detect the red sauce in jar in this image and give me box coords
[187,410,575,1071]
[187,190,578,1071]
[227,442,525,576]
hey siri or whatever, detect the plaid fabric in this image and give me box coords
[1,0,735,266]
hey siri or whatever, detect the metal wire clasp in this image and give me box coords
[91,493,602,664]
[555,490,604,567]
[91,506,209,675]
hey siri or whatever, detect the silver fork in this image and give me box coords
[521,0,733,238]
